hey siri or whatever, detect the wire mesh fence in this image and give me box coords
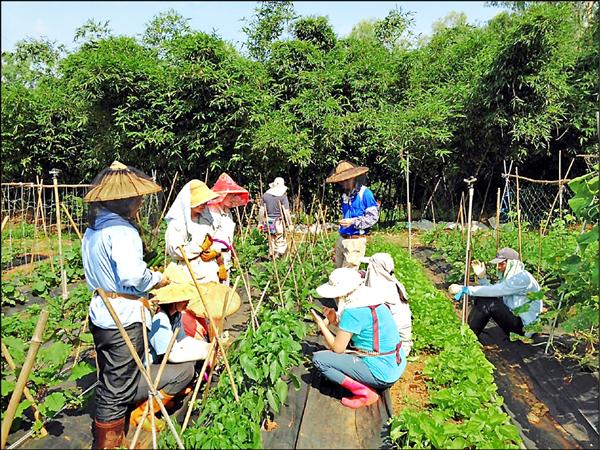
[1,180,163,273]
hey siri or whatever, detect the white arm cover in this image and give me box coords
[168,336,211,363]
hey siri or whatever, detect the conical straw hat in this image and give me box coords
[84,161,162,202]
[186,282,242,319]
[150,282,200,304]
[325,161,369,183]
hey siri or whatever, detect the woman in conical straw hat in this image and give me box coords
[129,285,212,433]
[164,179,223,284]
[205,173,250,283]
[325,161,379,270]
[82,161,171,450]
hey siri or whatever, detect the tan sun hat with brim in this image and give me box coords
[186,282,242,319]
[325,161,369,184]
[84,161,162,203]
[150,282,199,305]
[189,179,220,208]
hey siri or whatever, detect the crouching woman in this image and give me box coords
[311,268,406,409]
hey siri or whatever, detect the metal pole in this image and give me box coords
[406,152,411,255]
[461,177,477,326]
[495,188,501,251]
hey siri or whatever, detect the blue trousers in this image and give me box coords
[312,350,395,390]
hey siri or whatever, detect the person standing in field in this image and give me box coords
[325,161,379,269]
[259,177,292,258]
[81,161,170,449]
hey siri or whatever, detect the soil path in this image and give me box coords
[412,243,599,450]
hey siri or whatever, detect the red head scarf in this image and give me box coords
[208,173,250,207]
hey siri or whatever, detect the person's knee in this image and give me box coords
[312,351,330,372]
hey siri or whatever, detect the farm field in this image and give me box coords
[2,1,599,448]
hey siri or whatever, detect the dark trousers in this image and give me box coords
[132,361,195,403]
[468,297,524,337]
[90,321,144,422]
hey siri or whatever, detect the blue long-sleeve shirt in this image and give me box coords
[82,208,162,329]
[339,185,379,236]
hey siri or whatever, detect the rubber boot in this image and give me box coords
[93,417,126,449]
[129,390,174,433]
[339,376,380,409]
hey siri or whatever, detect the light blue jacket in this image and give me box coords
[467,269,542,326]
[82,208,162,329]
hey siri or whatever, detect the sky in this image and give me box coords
[1,1,508,53]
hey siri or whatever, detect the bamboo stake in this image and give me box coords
[1,310,49,449]
[1,342,47,437]
[230,250,259,330]
[129,327,180,450]
[495,188,501,252]
[60,203,82,241]
[52,174,68,299]
[541,158,575,236]
[242,203,256,243]
[177,246,240,403]
[180,341,217,433]
[95,289,185,449]
[71,317,88,368]
[405,152,412,255]
[1,215,8,233]
[461,177,477,326]
[558,150,563,218]
[152,171,179,238]
[515,167,523,257]
[537,225,543,279]
[140,306,158,449]
[254,280,272,317]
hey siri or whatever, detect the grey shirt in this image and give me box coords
[262,193,290,219]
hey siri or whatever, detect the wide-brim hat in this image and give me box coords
[150,283,198,304]
[208,173,250,207]
[84,161,162,202]
[316,268,363,298]
[187,282,242,319]
[190,179,219,208]
[265,177,288,197]
[489,247,520,264]
[325,161,369,184]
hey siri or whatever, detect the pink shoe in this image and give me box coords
[339,376,380,409]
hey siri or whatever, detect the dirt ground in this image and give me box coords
[389,355,430,414]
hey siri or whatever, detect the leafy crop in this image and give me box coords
[370,236,522,449]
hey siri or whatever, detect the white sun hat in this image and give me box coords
[316,268,363,299]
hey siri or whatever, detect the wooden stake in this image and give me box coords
[180,341,217,433]
[1,310,49,449]
[152,171,179,239]
[60,203,83,241]
[140,306,158,449]
[515,167,523,257]
[177,246,240,403]
[129,327,181,450]
[1,342,47,437]
[95,289,185,449]
[52,176,68,299]
[1,215,8,233]
[495,188,501,251]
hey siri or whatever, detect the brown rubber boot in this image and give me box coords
[129,390,175,433]
[93,417,126,449]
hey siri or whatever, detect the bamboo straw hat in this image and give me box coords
[189,179,219,208]
[84,161,162,202]
[151,263,241,317]
[325,161,369,184]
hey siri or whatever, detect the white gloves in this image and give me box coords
[471,260,487,279]
[448,284,463,295]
